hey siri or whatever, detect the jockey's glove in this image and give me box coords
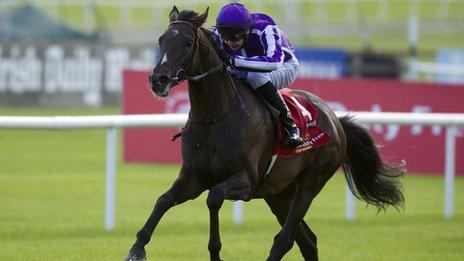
[202,28,234,67]
[216,48,234,67]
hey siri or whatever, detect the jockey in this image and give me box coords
[211,3,303,147]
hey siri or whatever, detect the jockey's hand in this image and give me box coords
[214,47,234,67]
[219,51,234,67]
[202,28,234,66]
[228,67,248,80]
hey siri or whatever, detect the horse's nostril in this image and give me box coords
[158,75,170,85]
[149,75,156,84]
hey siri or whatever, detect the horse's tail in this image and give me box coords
[339,116,405,211]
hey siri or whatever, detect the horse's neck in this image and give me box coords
[187,51,237,121]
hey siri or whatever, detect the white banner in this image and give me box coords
[0,44,156,106]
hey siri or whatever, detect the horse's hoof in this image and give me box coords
[125,255,146,261]
[125,257,147,261]
[125,245,146,261]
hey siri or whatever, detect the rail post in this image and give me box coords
[444,126,457,219]
[105,127,117,230]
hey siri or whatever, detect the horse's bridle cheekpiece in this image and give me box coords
[167,20,251,123]
[168,20,224,84]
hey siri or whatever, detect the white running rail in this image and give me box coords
[0,112,463,229]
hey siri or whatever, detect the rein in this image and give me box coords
[168,20,224,83]
[186,62,224,82]
[167,20,251,124]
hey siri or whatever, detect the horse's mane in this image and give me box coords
[177,10,207,27]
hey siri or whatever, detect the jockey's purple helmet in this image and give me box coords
[216,3,251,29]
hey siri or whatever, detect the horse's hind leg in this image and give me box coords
[300,220,317,247]
[266,165,337,261]
[265,183,318,260]
[126,167,205,261]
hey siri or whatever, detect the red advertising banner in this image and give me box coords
[123,70,464,175]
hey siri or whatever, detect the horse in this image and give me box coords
[126,6,404,261]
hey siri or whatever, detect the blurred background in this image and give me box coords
[0,1,463,260]
[0,0,463,107]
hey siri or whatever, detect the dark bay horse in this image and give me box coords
[126,6,404,261]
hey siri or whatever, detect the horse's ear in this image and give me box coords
[197,7,209,25]
[169,6,179,22]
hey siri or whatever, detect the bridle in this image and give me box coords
[161,20,251,124]
[167,20,224,84]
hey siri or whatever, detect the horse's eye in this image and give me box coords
[186,41,194,48]
[158,35,165,45]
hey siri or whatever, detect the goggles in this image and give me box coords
[217,27,247,42]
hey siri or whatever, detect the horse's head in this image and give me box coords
[149,6,210,97]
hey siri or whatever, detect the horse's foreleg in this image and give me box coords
[207,171,251,261]
[126,169,205,261]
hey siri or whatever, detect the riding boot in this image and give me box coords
[256,82,304,147]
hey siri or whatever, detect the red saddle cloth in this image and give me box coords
[274,90,330,158]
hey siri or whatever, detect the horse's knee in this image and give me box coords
[155,193,175,212]
[207,188,224,209]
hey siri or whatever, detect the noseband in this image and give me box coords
[167,21,224,84]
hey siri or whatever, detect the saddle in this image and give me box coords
[273,90,330,158]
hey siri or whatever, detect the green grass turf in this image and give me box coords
[0,107,463,260]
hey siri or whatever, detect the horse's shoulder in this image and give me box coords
[233,80,275,130]
[242,82,274,112]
